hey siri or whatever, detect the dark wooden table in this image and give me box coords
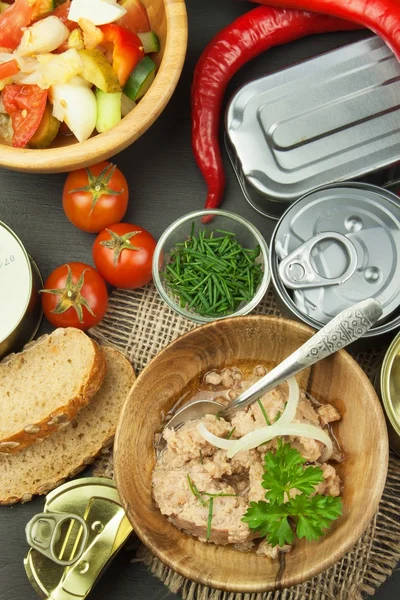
[0,1,398,598]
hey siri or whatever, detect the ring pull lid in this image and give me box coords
[26,512,89,566]
[278,232,358,289]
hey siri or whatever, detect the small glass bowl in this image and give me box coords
[152,209,270,323]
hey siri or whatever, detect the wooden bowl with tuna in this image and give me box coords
[114,315,389,592]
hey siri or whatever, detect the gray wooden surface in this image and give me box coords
[0,1,398,598]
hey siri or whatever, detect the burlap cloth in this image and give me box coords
[91,284,400,600]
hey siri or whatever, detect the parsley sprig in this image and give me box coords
[242,442,342,547]
[262,440,324,504]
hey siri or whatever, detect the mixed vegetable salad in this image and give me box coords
[0,0,159,147]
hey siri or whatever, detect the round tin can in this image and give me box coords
[376,332,400,456]
[270,183,400,344]
[0,221,43,359]
[24,477,133,600]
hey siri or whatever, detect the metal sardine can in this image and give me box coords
[0,221,43,359]
[225,36,400,219]
[24,477,133,600]
[270,183,400,345]
[377,332,400,456]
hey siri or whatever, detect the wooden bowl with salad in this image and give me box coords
[0,0,187,172]
[114,315,389,592]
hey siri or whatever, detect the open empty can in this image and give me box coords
[226,36,400,219]
[376,332,400,456]
[270,183,400,345]
[0,222,43,358]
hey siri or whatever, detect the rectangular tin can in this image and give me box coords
[225,35,400,219]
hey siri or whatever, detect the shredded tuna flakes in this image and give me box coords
[152,367,342,555]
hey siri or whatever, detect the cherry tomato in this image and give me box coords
[2,84,47,147]
[62,161,129,233]
[41,262,108,330]
[93,223,156,289]
[0,0,34,49]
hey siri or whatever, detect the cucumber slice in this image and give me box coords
[138,31,160,54]
[123,57,156,102]
[79,49,120,93]
[28,102,60,149]
[32,0,55,18]
[121,93,136,117]
[95,89,122,133]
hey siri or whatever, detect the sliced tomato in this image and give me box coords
[2,84,48,147]
[52,0,78,31]
[117,0,150,33]
[0,59,18,79]
[0,0,34,49]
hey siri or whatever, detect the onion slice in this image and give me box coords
[275,377,299,425]
[197,422,236,451]
[197,422,333,461]
[226,422,332,460]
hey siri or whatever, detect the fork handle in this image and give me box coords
[221,298,382,418]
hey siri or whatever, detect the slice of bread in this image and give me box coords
[0,328,106,454]
[0,346,135,504]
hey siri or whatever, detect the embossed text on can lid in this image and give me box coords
[0,222,32,344]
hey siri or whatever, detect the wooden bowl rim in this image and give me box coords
[0,0,188,173]
[114,314,389,592]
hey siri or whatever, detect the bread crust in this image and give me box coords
[0,329,107,454]
[0,347,135,504]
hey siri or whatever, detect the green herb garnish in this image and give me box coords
[187,474,206,506]
[226,427,236,439]
[187,475,238,541]
[207,498,214,541]
[257,399,271,425]
[199,449,203,464]
[242,443,342,547]
[262,441,324,504]
[164,226,263,317]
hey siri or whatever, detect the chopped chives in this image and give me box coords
[206,498,214,541]
[257,399,271,426]
[163,223,264,318]
[226,427,236,439]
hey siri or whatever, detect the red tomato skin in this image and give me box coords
[0,59,19,79]
[93,223,157,289]
[117,0,150,33]
[0,0,33,49]
[52,0,78,31]
[41,262,109,330]
[2,84,47,147]
[62,161,129,233]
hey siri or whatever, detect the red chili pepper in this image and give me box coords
[252,0,400,59]
[191,6,362,220]
[100,24,144,87]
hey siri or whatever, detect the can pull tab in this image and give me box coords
[278,231,358,290]
[26,512,89,567]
